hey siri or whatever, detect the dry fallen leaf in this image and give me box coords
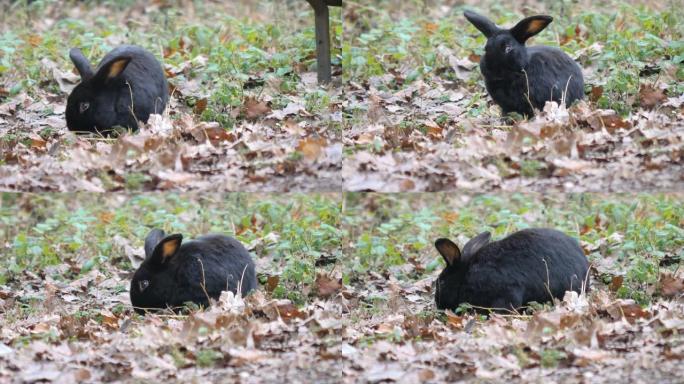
[607,300,651,323]
[590,85,604,102]
[444,310,464,329]
[609,275,624,292]
[73,368,92,381]
[282,118,306,136]
[638,84,667,110]
[275,301,307,322]
[190,122,235,145]
[268,102,306,120]
[28,133,47,151]
[552,158,593,176]
[297,137,327,161]
[193,98,208,115]
[659,273,684,298]
[244,97,271,120]
[265,275,280,293]
[587,111,631,133]
[315,273,342,298]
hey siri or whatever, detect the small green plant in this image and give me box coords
[170,347,189,368]
[304,89,331,115]
[519,160,546,178]
[195,349,223,368]
[124,173,150,191]
[540,348,567,368]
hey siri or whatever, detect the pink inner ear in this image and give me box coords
[511,16,553,43]
[526,19,548,35]
[161,240,179,261]
[106,59,129,79]
[436,239,461,266]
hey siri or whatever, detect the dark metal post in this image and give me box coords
[306,0,342,84]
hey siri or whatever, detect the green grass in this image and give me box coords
[344,0,684,115]
[342,193,684,305]
[0,193,342,305]
[2,192,683,310]
[1,193,682,313]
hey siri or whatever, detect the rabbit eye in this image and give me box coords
[139,280,150,292]
[79,102,90,113]
[504,45,513,54]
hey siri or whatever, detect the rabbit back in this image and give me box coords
[525,47,584,111]
[178,234,257,298]
[458,228,588,310]
[98,45,168,124]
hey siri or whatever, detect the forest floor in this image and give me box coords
[0,1,342,192]
[1,0,684,383]
[1,193,684,382]
[0,193,343,382]
[335,193,684,382]
[2,0,682,194]
[343,0,684,192]
[337,193,684,383]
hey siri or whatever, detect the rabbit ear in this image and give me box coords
[69,48,94,80]
[144,229,166,260]
[464,10,499,38]
[93,55,131,84]
[435,238,461,266]
[510,15,553,43]
[150,233,183,265]
[462,231,491,263]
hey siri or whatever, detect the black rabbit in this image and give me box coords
[130,229,257,314]
[66,45,168,134]
[434,228,589,312]
[463,10,584,117]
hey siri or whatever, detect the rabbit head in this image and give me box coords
[464,11,553,72]
[130,229,184,312]
[66,48,137,133]
[434,232,491,310]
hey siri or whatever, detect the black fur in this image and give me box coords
[434,228,589,312]
[464,10,584,117]
[66,45,168,134]
[130,229,257,314]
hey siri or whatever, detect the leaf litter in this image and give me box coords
[331,259,684,383]
[0,269,342,383]
[0,77,342,193]
[343,62,683,192]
